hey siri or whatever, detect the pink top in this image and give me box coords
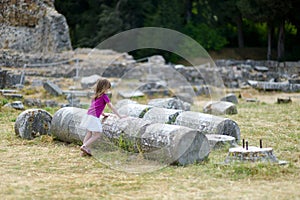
[87,94,110,118]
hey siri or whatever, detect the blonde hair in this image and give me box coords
[93,78,111,100]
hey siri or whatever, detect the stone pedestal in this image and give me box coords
[225,146,279,163]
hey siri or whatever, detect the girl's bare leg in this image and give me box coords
[84,132,101,148]
[82,130,92,145]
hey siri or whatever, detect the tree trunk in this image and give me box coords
[267,23,272,60]
[277,20,285,61]
[185,0,192,23]
[236,14,244,48]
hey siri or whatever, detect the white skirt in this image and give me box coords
[80,114,103,132]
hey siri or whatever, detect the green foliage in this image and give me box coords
[183,22,228,51]
[54,0,300,60]
[118,134,134,152]
[0,98,9,106]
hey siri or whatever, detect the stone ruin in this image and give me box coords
[49,107,211,165]
[14,105,240,165]
[0,0,72,67]
[225,139,287,165]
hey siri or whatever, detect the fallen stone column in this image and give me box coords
[102,116,210,165]
[50,107,210,165]
[14,109,52,139]
[143,107,183,124]
[118,103,153,118]
[248,80,300,92]
[175,111,240,141]
[118,104,240,141]
[50,107,87,144]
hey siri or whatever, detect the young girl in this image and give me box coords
[80,78,123,156]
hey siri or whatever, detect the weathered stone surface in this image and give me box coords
[141,123,210,165]
[118,104,153,118]
[147,55,165,65]
[0,69,23,88]
[14,109,52,139]
[115,99,137,109]
[203,101,237,115]
[143,107,183,124]
[50,107,86,143]
[148,98,190,111]
[174,111,240,141]
[206,134,237,150]
[43,100,58,107]
[173,93,194,104]
[254,66,269,72]
[2,93,23,99]
[0,0,71,53]
[118,90,145,99]
[220,93,238,104]
[80,74,101,89]
[24,98,42,107]
[225,146,280,163]
[248,80,300,92]
[101,116,152,152]
[43,80,63,96]
[10,101,24,110]
[102,115,210,165]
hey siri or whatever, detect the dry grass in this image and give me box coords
[1,90,300,200]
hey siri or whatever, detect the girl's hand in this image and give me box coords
[102,113,110,117]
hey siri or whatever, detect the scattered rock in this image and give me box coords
[24,98,42,107]
[203,101,238,115]
[43,80,63,96]
[277,97,292,104]
[43,100,58,107]
[206,134,237,150]
[220,93,238,104]
[254,66,269,72]
[80,74,102,89]
[4,101,24,110]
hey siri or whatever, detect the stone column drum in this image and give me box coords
[175,111,240,141]
[143,107,183,124]
[50,107,86,144]
[14,109,52,139]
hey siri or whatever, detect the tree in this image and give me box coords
[237,0,293,60]
[209,0,245,48]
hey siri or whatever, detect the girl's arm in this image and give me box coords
[107,102,124,118]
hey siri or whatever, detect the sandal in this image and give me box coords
[80,151,88,157]
[80,145,92,156]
